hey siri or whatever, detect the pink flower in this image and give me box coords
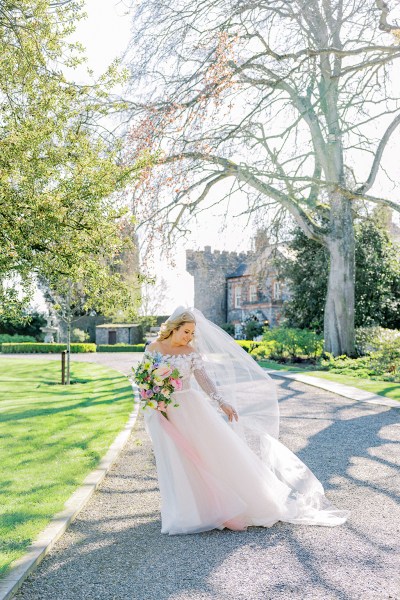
[153,365,173,379]
[140,389,148,399]
[170,378,183,391]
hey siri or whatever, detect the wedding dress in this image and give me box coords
[143,323,349,534]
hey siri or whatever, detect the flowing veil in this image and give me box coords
[189,307,279,455]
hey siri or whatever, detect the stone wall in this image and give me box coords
[227,267,290,326]
[95,325,142,345]
[58,315,107,343]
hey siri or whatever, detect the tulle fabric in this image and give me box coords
[191,307,280,444]
[144,386,349,535]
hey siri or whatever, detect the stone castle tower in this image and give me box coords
[186,246,253,325]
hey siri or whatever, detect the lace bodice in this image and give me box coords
[143,350,225,406]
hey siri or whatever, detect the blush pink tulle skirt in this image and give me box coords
[144,388,349,535]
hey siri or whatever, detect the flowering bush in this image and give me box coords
[354,326,400,356]
[133,352,182,412]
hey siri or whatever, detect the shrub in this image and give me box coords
[262,327,324,360]
[221,323,235,337]
[235,340,262,353]
[97,344,146,352]
[1,343,96,353]
[320,344,400,382]
[71,328,90,343]
[249,341,276,360]
[244,320,264,340]
[370,338,400,379]
[354,326,400,356]
[0,311,47,340]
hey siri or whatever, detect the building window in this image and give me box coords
[235,285,242,308]
[273,281,281,300]
[249,284,257,303]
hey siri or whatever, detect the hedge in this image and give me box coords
[97,344,146,352]
[1,343,96,354]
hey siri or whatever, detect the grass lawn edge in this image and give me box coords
[0,359,139,584]
[258,360,400,402]
[0,391,140,600]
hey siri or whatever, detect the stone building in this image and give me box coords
[186,246,251,325]
[226,245,291,335]
[95,323,142,346]
[186,233,291,333]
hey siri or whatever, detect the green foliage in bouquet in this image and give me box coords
[134,353,183,411]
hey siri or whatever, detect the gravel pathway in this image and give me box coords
[13,376,400,600]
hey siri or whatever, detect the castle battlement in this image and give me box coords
[186,247,253,273]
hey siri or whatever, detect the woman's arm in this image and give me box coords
[192,354,238,422]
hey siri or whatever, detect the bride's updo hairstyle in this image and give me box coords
[157,309,196,341]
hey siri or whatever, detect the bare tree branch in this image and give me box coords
[356,112,400,194]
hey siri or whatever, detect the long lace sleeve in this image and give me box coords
[192,353,226,407]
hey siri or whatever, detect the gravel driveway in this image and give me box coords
[9,360,400,600]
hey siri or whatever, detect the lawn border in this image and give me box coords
[265,369,400,408]
[0,381,140,600]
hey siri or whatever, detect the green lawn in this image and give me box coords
[0,358,135,577]
[306,371,400,402]
[259,360,400,401]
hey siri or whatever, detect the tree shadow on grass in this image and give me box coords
[0,390,134,423]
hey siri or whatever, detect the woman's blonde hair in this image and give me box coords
[157,310,196,341]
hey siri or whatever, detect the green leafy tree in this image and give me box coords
[276,233,328,332]
[277,218,400,332]
[355,219,400,329]
[0,310,46,340]
[244,320,264,341]
[0,1,144,317]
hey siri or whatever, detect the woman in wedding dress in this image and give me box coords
[142,307,349,535]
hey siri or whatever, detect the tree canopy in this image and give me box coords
[0,0,143,317]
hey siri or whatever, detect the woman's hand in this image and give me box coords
[221,403,238,423]
[156,401,167,412]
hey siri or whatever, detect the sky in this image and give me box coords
[71,0,259,312]
[34,1,400,313]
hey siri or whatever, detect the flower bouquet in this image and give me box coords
[133,352,183,415]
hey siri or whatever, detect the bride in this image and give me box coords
[142,306,349,535]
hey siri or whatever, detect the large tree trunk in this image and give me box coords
[324,195,355,356]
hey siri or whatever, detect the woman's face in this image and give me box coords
[171,322,195,346]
